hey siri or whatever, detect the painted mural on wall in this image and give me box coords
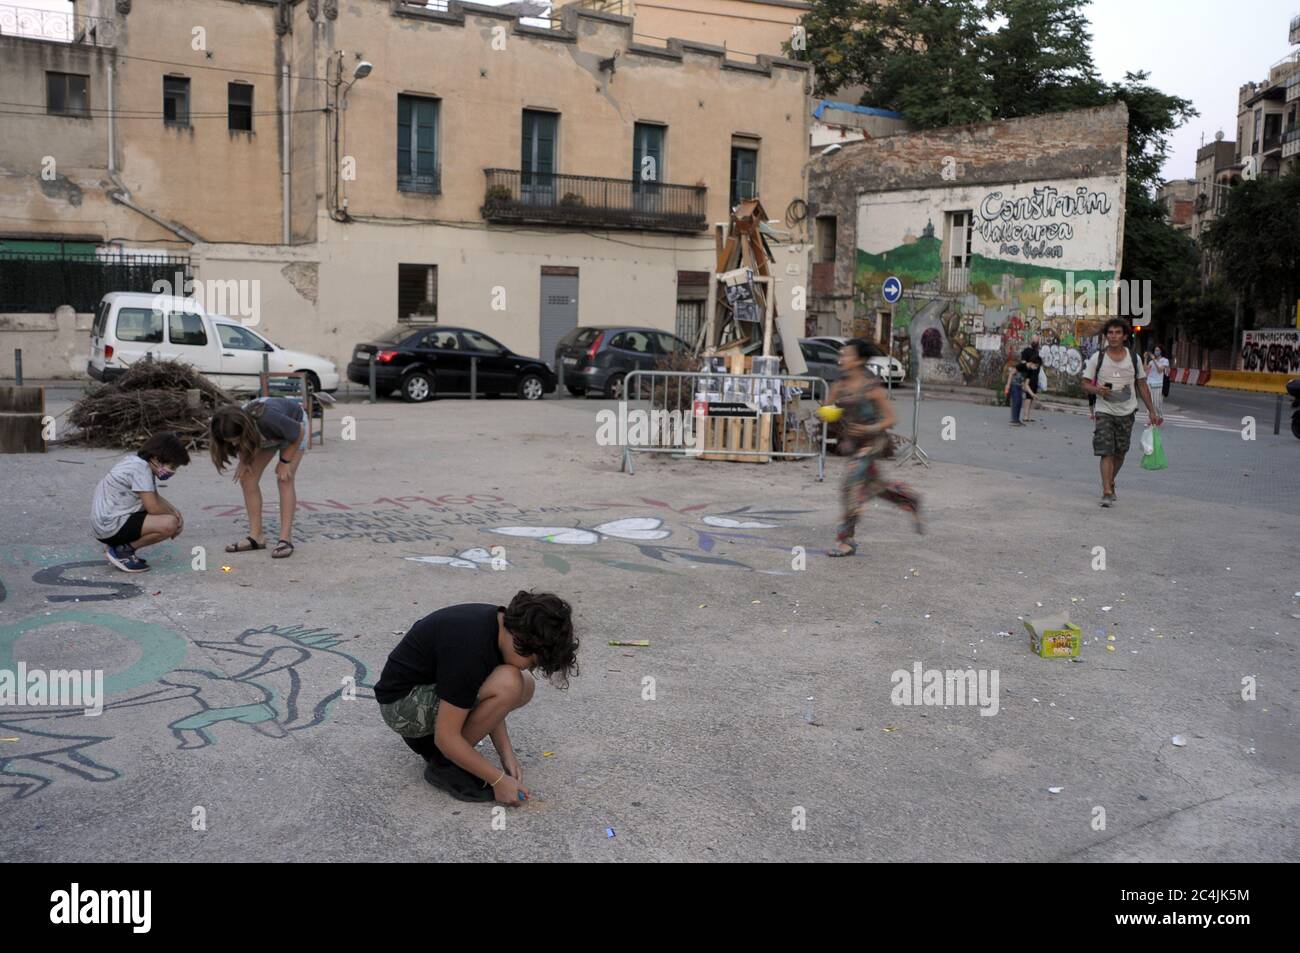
[854,177,1123,390]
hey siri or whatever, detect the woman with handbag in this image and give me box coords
[826,339,923,557]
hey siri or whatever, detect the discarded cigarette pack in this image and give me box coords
[1024,613,1082,658]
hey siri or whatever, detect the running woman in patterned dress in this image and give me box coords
[826,338,923,557]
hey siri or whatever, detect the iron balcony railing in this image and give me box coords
[1283,127,1300,158]
[482,169,708,233]
[0,2,116,46]
[398,168,441,195]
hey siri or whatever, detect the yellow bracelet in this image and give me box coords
[489,771,505,788]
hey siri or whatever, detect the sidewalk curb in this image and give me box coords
[915,384,1093,417]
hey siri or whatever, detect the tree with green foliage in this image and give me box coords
[1174,284,1235,353]
[981,0,1105,118]
[1204,167,1300,323]
[795,0,992,127]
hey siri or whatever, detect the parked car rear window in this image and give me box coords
[570,328,600,347]
[114,308,163,344]
[168,311,208,346]
[93,300,110,338]
[610,330,654,353]
[375,326,410,344]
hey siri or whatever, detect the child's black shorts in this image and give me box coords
[97,510,148,547]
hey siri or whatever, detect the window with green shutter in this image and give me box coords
[398,95,441,194]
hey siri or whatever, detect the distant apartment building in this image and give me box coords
[0,0,809,378]
[1235,14,1300,178]
[1156,179,1195,234]
[1191,137,1238,244]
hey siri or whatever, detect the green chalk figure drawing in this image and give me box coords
[0,615,372,799]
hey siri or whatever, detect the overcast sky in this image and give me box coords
[20,0,1300,181]
[1087,0,1298,180]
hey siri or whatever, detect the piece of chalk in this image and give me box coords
[606,827,616,838]
[518,791,528,801]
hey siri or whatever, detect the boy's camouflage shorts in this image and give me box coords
[1092,411,1136,457]
[379,684,440,738]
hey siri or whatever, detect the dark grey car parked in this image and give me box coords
[554,326,691,398]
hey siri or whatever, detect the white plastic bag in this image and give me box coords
[1038,368,1048,392]
[1140,425,1155,457]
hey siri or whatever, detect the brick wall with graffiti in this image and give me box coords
[851,176,1124,392]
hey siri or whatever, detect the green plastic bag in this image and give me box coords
[1140,425,1168,470]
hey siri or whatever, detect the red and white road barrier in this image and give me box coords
[1169,368,1210,385]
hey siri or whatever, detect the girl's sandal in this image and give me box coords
[271,539,295,560]
[827,542,858,558]
[226,536,264,553]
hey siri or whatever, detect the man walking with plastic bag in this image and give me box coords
[1081,319,1164,507]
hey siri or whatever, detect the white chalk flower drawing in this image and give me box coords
[404,547,508,571]
[488,517,671,545]
[700,515,777,529]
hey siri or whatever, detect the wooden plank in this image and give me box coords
[0,414,45,453]
[0,385,46,454]
[0,385,44,414]
[757,412,773,457]
[760,275,775,357]
[726,353,746,462]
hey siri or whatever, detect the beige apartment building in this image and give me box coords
[1234,14,1300,179]
[559,0,807,62]
[560,0,907,148]
[0,0,810,377]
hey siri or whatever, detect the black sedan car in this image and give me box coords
[346,326,556,402]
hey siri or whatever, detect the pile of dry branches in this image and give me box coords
[66,360,236,449]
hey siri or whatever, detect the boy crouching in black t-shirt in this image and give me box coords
[375,591,578,806]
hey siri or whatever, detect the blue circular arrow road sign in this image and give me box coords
[882,276,903,303]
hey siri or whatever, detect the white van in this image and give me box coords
[88,292,339,392]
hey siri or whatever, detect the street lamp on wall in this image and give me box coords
[332,54,375,222]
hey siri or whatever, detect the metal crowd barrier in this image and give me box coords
[618,369,828,480]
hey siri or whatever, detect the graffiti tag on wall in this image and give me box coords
[1241,330,1300,374]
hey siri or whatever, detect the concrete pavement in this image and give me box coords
[1,392,1296,861]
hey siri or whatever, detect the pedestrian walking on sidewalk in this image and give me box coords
[1081,319,1163,507]
[1145,347,1170,416]
[825,339,923,557]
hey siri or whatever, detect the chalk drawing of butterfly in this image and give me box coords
[404,547,509,571]
[488,517,671,546]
